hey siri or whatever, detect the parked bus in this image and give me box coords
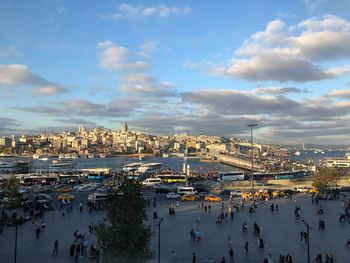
[157,174,186,183]
[218,172,245,181]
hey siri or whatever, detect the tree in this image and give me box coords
[312,167,340,195]
[95,177,152,262]
[3,175,21,208]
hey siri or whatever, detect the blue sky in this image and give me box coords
[1,0,350,144]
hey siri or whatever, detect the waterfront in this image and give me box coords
[0,156,242,174]
[1,150,348,174]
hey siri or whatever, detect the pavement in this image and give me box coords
[1,193,350,263]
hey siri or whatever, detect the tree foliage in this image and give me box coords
[312,167,340,194]
[4,175,20,199]
[95,177,152,262]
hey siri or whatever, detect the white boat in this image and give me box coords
[294,151,301,156]
[162,153,169,158]
[50,158,76,168]
[122,162,144,173]
[137,163,162,174]
[99,154,106,158]
[33,154,50,160]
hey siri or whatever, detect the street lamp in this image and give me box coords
[12,212,18,263]
[247,124,257,194]
[302,219,311,263]
[156,217,164,263]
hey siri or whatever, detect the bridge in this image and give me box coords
[213,153,264,172]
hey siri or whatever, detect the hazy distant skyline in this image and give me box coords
[1,0,350,144]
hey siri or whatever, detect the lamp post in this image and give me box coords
[156,217,164,263]
[12,212,18,263]
[247,124,257,194]
[302,219,311,263]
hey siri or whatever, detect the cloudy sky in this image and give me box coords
[1,0,350,144]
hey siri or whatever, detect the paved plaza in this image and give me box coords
[0,194,350,263]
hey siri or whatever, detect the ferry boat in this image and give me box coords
[137,163,162,174]
[50,159,76,168]
[122,162,144,173]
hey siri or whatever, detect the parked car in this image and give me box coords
[181,194,198,201]
[57,194,75,201]
[230,190,243,197]
[166,192,181,199]
[34,194,53,202]
[204,195,221,202]
[57,187,73,193]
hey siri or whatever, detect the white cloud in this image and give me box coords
[215,54,331,82]
[98,41,150,71]
[0,64,68,96]
[326,89,350,99]
[0,47,21,58]
[254,86,304,94]
[32,84,68,96]
[109,3,190,19]
[120,73,176,97]
[201,15,350,82]
[139,40,159,57]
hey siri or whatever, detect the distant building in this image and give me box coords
[78,125,87,133]
[0,137,12,147]
[121,122,128,133]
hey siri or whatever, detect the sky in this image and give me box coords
[1,0,350,145]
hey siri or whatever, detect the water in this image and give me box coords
[2,150,348,173]
[2,156,241,173]
[289,150,348,164]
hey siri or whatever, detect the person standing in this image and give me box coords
[192,252,196,263]
[53,239,58,255]
[221,257,226,263]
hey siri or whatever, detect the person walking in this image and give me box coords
[244,241,249,254]
[221,257,226,263]
[35,226,40,239]
[172,250,177,263]
[41,221,46,232]
[53,239,58,255]
[70,243,76,257]
[229,247,234,263]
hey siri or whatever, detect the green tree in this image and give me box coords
[3,175,21,208]
[312,167,340,195]
[95,177,152,262]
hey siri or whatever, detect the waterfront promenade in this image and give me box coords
[0,193,349,262]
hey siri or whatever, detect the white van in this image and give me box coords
[176,186,197,196]
[142,178,162,186]
[88,192,107,204]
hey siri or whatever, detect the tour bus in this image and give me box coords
[218,172,245,181]
[142,177,162,186]
[176,186,198,196]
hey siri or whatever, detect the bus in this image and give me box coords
[157,174,187,183]
[218,172,245,181]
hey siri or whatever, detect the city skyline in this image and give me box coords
[1,0,350,144]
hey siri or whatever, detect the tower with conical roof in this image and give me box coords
[121,122,128,133]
